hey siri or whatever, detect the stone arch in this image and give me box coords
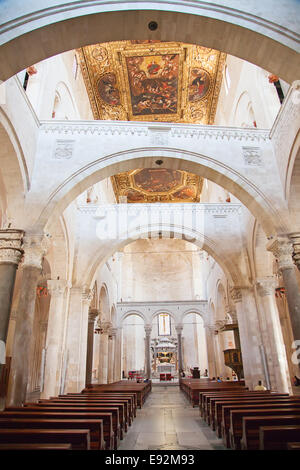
[42,148,281,237]
[110,304,117,326]
[151,309,176,325]
[0,5,299,83]
[99,283,110,322]
[120,310,147,325]
[0,108,28,226]
[182,308,206,324]
[52,81,79,120]
[84,225,243,291]
[285,130,300,232]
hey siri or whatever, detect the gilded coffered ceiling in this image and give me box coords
[111,169,203,203]
[77,40,226,124]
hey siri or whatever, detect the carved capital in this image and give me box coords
[88,308,99,322]
[267,237,294,271]
[256,277,277,297]
[81,288,93,305]
[144,324,152,336]
[230,287,242,304]
[289,232,300,271]
[47,279,67,297]
[0,229,24,265]
[175,324,183,335]
[22,234,50,270]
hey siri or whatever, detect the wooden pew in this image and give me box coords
[240,415,300,450]
[206,392,285,425]
[182,382,247,407]
[65,393,136,419]
[0,443,73,450]
[83,381,150,409]
[221,402,300,448]
[0,417,105,450]
[259,425,300,450]
[212,394,291,433]
[199,390,261,417]
[0,429,90,450]
[39,398,127,438]
[24,403,120,449]
[4,408,114,450]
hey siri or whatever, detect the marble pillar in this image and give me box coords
[256,277,290,392]
[268,237,300,353]
[99,331,109,384]
[113,327,122,382]
[7,235,48,406]
[175,325,183,373]
[144,325,152,380]
[64,287,93,393]
[108,328,117,384]
[0,230,24,377]
[85,309,99,386]
[41,279,67,398]
[204,324,217,378]
[230,287,266,390]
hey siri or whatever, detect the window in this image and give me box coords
[158,313,171,336]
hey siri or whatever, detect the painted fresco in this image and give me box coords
[133,169,182,193]
[78,40,225,123]
[126,54,179,115]
[97,73,120,106]
[189,68,211,102]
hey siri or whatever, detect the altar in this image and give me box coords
[157,364,176,374]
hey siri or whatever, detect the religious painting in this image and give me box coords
[189,68,211,102]
[133,169,182,193]
[125,54,179,116]
[97,73,120,106]
[111,168,203,203]
[77,40,225,123]
[158,313,171,336]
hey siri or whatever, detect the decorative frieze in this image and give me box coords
[40,120,269,142]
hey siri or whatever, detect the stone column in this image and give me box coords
[230,286,265,389]
[268,236,300,352]
[85,309,99,386]
[98,321,111,384]
[204,323,217,378]
[113,327,122,382]
[144,325,152,380]
[175,325,184,373]
[41,279,67,398]
[64,287,93,393]
[256,277,290,392]
[7,235,48,406]
[0,230,24,377]
[108,328,117,384]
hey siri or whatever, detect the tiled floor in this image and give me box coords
[118,385,226,450]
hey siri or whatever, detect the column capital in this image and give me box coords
[109,327,118,338]
[289,232,300,271]
[0,229,24,265]
[267,236,294,271]
[97,320,112,334]
[229,286,243,304]
[256,277,277,297]
[88,308,99,323]
[144,324,152,336]
[81,288,93,305]
[175,324,183,334]
[22,234,50,270]
[47,279,67,297]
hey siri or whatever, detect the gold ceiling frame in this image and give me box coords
[77,41,226,125]
[115,43,186,122]
[111,169,203,203]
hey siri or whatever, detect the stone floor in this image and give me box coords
[118,384,226,450]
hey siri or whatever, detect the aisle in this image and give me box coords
[118,385,226,450]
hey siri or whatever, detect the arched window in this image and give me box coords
[158,313,171,336]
